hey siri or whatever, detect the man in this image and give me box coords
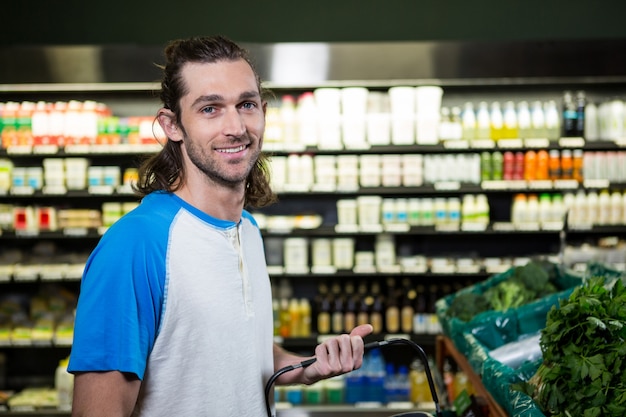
[68,35,372,416]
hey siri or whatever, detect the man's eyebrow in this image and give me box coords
[191,91,260,107]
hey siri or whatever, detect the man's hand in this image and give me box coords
[301,323,373,385]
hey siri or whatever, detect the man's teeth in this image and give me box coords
[218,145,246,153]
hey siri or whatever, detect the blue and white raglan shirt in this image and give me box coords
[68,191,275,416]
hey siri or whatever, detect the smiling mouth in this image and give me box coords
[216,144,247,154]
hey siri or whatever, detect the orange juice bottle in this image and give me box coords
[572,149,584,182]
[536,150,549,180]
[524,150,537,181]
[548,150,561,180]
[560,149,573,180]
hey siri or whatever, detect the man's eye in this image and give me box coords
[201,106,215,114]
[241,102,256,110]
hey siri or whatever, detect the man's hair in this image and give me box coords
[134,35,277,209]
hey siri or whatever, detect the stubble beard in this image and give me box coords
[184,134,261,189]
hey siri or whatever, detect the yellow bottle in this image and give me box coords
[409,360,430,404]
[288,298,301,337]
[299,298,311,337]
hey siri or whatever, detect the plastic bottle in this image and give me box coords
[475,101,491,140]
[531,100,547,139]
[575,91,586,137]
[502,151,515,180]
[551,194,566,224]
[584,101,599,140]
[598,190,611,225]
[560,149,573,180]
[461,102,476,141]
[490,101,504,141]
[475,194,490,225]
[447,198,461,227]
[586,191,599,226]
[395,365,411,403]
[366,350,387,403]
[517,101,531,139]
[610,191,623,225]
[409,359,429,404]
[491,151,503,180]
[443,360,456,403]
[572,149,584,182]
[385,363,398,403]
[480,152,492,181]
[461,194,476,223]
[55,357,74,410]
[545,100,561,140]
[538,194,552,226]
[299,298,311,337]
[562,91,578,137]
[524,150,537,181]
[280,95,298,147]
[548,150,561,180]
[526,194,539,225]
[536,150,549,180]
[502,101,519,139]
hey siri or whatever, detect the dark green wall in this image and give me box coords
[3,0,626,46]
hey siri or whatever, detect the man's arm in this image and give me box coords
[273,324,373,385]
[72,371,141,417]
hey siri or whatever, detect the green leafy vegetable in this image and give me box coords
[446,292,491,322]
[523,276,626,417]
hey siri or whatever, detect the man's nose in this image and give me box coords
[222,107,246,137]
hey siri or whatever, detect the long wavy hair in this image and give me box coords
[134,35,277,209]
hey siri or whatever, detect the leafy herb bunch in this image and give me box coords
[526,276,626,417]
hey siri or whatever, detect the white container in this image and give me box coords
[359,154,381,187]
[366,92,391,146]
[11,167,27,187]
[103,166,121,187]
[87,166,104,187]
[284,238,309,270]
[333,238,354,269]
[26,167,43,189]
[415,86,443,116]
[401,154,423,187]
[65,158,89,189]
[270,156,287,192]
[375,234,396,268]
[312,238,333,267]
[357,196,382,227]
[336,155,359,189]
[313,155,337,188]
[336,199,358,226]
[381,154,402,187]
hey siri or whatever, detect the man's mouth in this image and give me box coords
[216,144,247,154]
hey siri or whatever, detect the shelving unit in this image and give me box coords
[1,39,626,414]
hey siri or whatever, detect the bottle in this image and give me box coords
[536,149,549,180]
[526,194,540,225]
[517,101,532,139]
[366,350,387,403]
[288,298,301,337]
[548,150,561,180]
[531,101,547,139]
[461,102,476,141]
[560,149,573,180]
[409,359,430,404]
[395,365,411,403]
[345,364,366,404]
[598,190,611,225]
[511,194,527,225]
[475,101,491,140]
[572,149,584,182]
[475,194,490,225]
[502,101,519,139]
[480,152,492,181]
[279,298,291,338]
[385,293,400,334]
[503,151,515,180]
[385,363,398,403]
[575,91,586,137]
[491,151,503,180]
[524,150,537,181]
[55,357,74,410]
[538,194,552,226]
[584,101,599,140]
[401,289,416,333]
[299,298,311,337]
[562,91,578,137]
[551,194,566,224]
[586,191,599,226]
[610,191,623,225]
[545,100,561,140]
[317,295,331,335]
[489,101,504,141]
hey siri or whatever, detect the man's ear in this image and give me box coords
[157,108,183,142]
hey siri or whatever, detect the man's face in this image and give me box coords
[176,59,265,187]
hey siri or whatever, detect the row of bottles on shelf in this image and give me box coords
[0,157,139,193]
[269,149,625,194]
[264,87,625,150]
[0,201,138,233]
[511,190,626,228]
[0,100,164,148]
[273,279,447,337]
[276,352,471,407]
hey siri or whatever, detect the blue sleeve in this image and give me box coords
[68,208,169,380]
